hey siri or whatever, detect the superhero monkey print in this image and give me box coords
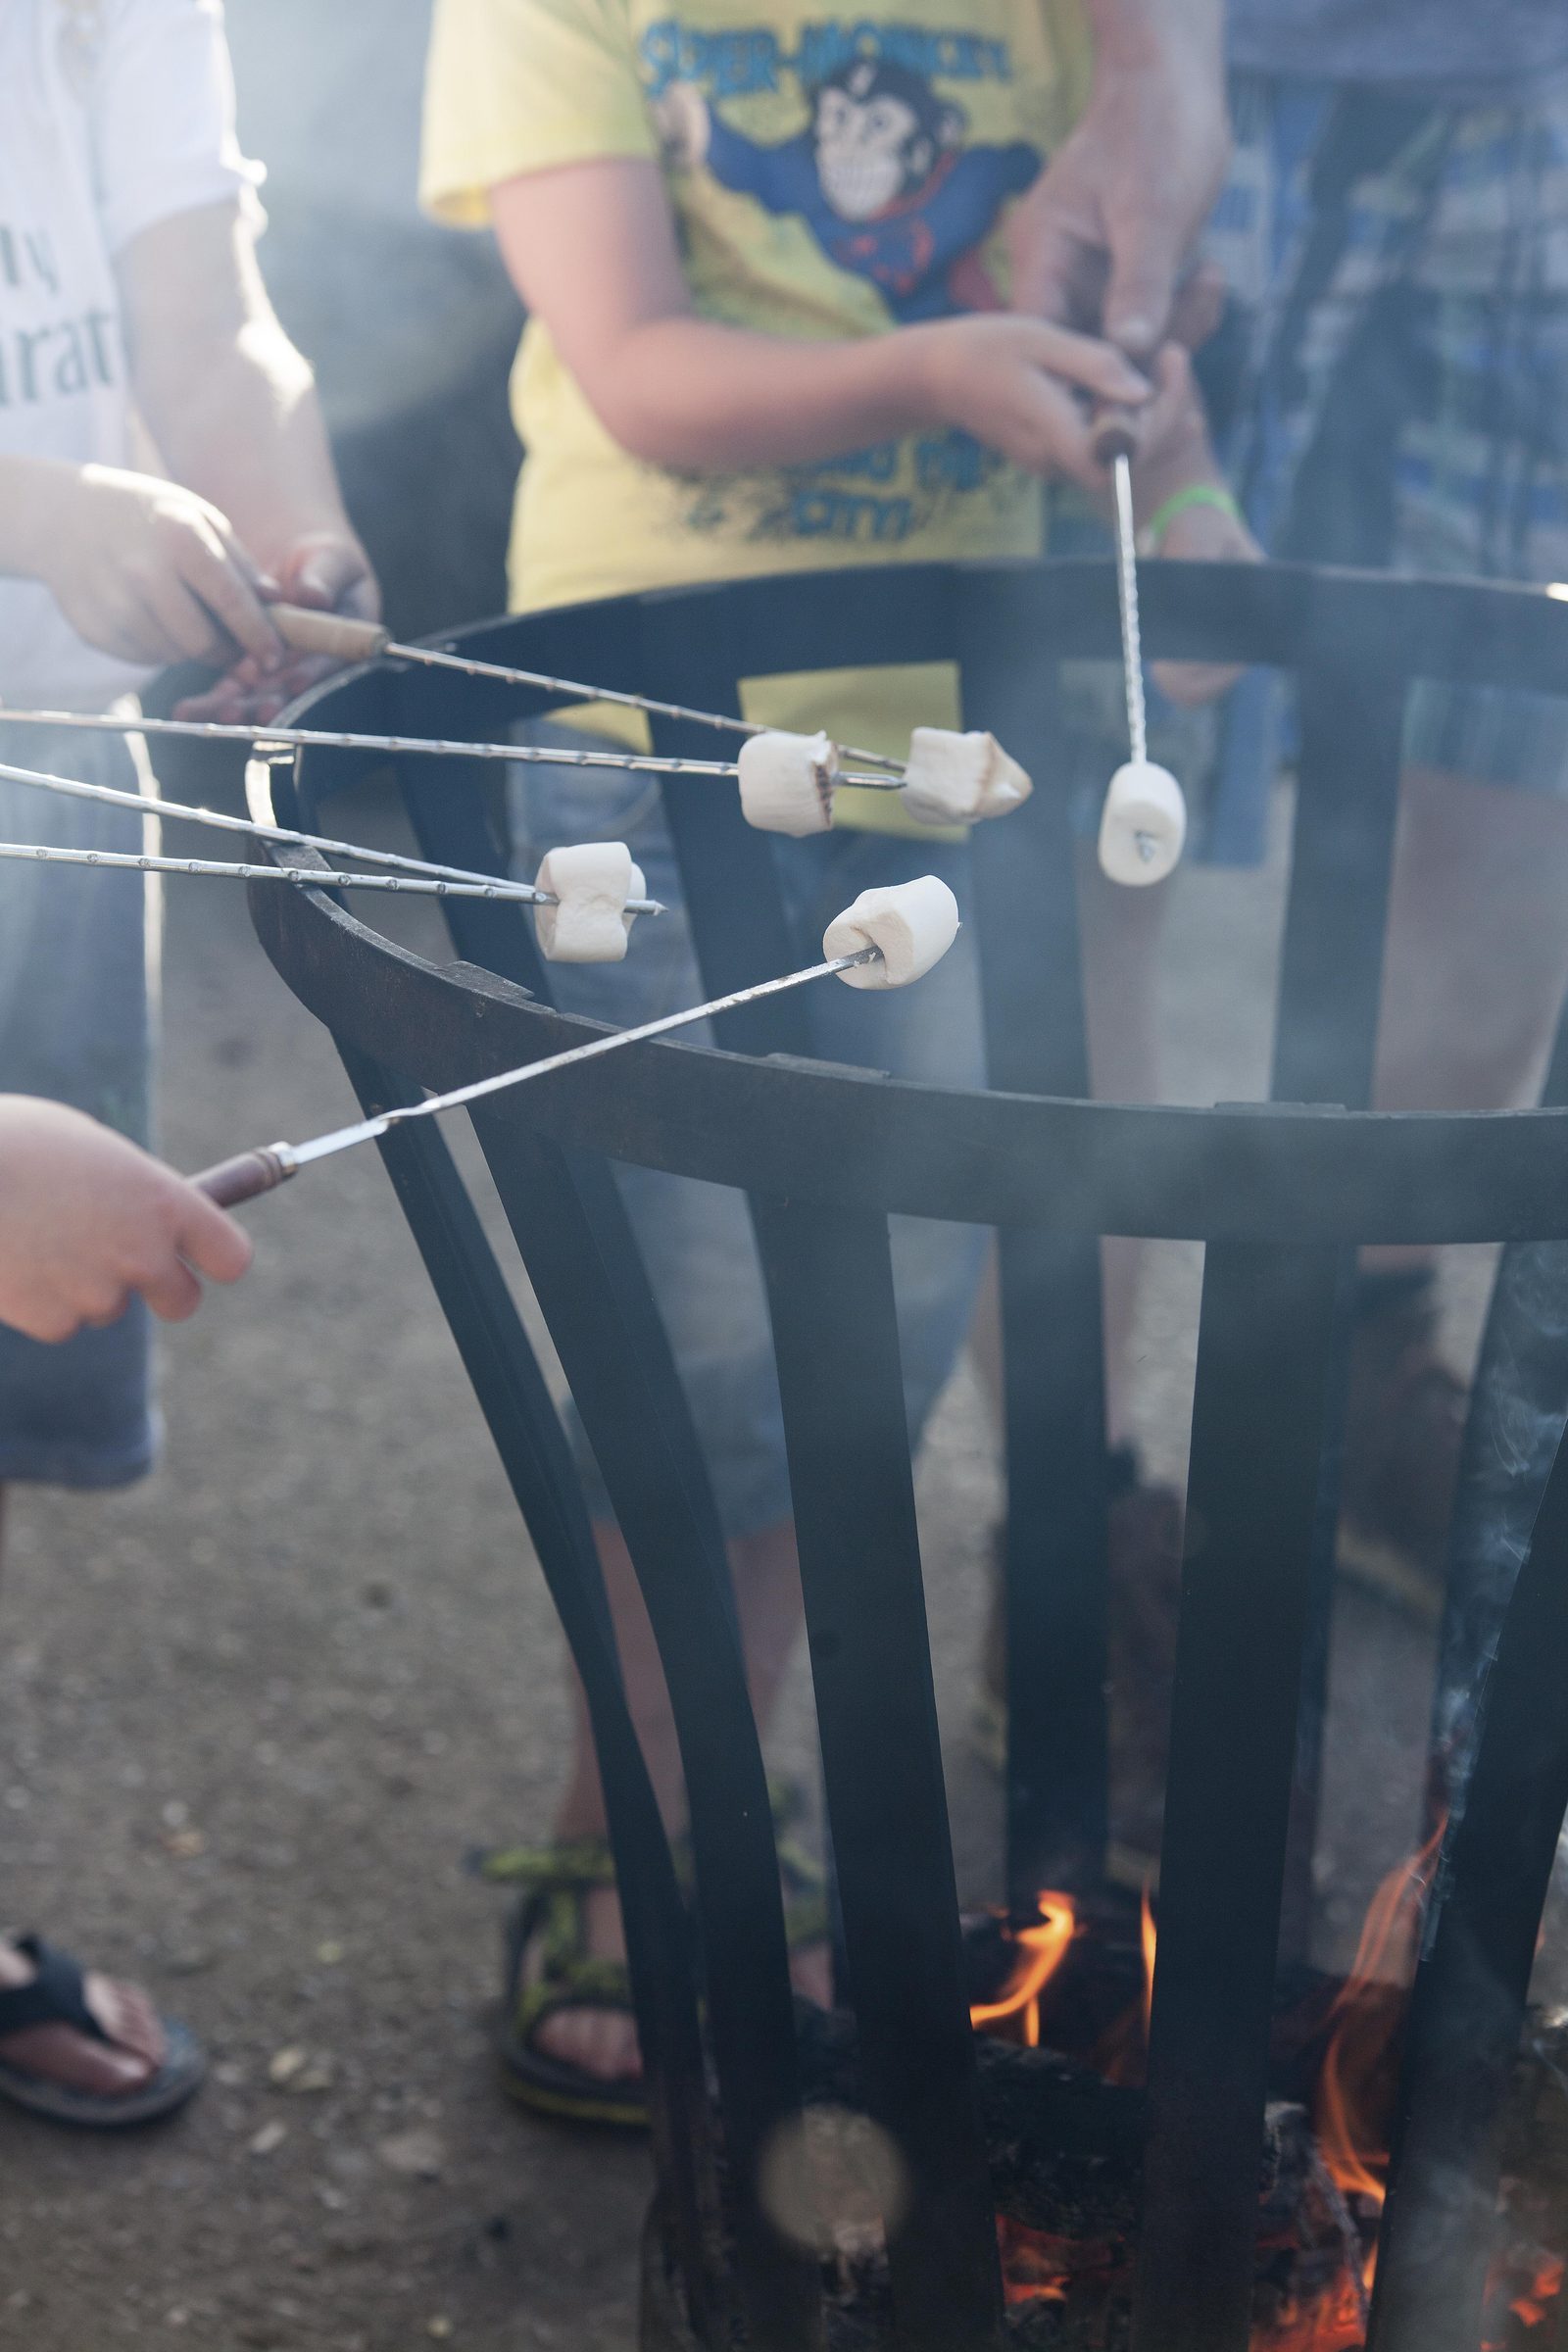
[658,50,1041,322]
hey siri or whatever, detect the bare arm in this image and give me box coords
[119,199,374,620]
[490,158,1153,490]
[0,203,373,690]
[1007,0,1230,361]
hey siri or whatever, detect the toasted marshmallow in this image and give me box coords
[1097,760,1187,886]
[737,729,839,836]
[900,728,1032,827]
[822,874,960,990]
[532,841,647,963]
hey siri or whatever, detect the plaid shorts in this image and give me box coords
[1195,69,1568,856]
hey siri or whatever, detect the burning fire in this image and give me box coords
[1315,1820,1446,2239]
[1141,1881,1157,2043]
[970,1832,1564,2348]
[968,1891,1076,2049]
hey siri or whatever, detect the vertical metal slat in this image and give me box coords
[756,1193,1004,2352]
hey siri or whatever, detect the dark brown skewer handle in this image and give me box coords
[269,604,392,664]
[192,1146,298,1209]
[1091,402,1143,467]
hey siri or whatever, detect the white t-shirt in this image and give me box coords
[0,0,263,710]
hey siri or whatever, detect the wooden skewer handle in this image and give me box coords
[192,1146,297,1208]
[268,603,392,664]
[1091,403,1143,466]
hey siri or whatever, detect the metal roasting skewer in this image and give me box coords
[1092,402,1158,871]
[1111,455,1159,866]
[0,757,666,909]
[261,602,910,777]
[1111,452,1149,777]
[0,835,649,906]
[0,705,902,792]
[190,946,883,1207]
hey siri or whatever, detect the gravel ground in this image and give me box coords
[0,760,1520,2347]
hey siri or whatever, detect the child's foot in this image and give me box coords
[0,1935,165,2096]
[529,1885,831,2088]
[489,1823,832,2125]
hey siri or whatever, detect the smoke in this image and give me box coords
[221,0,522,636]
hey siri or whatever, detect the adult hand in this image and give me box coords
[917,313,1156,491]
[36,465,285,672]
[0,1098,252,1345]
[174,529,379,723]
[1007,34,1231,365]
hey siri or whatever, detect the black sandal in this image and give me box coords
[0,1936,205,2129]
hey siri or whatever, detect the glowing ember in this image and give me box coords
[969,1892,1077,2050]
[1483,2249,1566,2348]
[994,2214,1118,2309]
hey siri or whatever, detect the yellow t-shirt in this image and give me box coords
[421,0,1090,826]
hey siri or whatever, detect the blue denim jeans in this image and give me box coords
[512,726,987,1540]
[0,719,156,1489]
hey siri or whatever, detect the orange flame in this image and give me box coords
[970,1892,1076,2050]
[1315,1819,1446,2250]
[1141,1882,1158,2044]
[1512,2256,1566,2329]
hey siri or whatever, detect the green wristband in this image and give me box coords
[1140,482,1243,555]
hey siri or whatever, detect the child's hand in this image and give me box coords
[0,1099,252,1345]
[1130,347,1262,708]
[34,465,285,673]
[917,315,1156,491]
[173,531,380,724]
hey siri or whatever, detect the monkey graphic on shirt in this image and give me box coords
[658,55,1041,323]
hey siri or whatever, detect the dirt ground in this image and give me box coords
[0,764,1509,2348]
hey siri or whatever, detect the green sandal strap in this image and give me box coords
[777,1832,829,1952]
[512,1952,636,2046]
[473,1835,618,1891]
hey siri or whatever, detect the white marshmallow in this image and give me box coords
[737,730,839,836]
[532,841,648,963]
[1097,760,1187,887]
[822,874,960,990]
[900,728,1032,827]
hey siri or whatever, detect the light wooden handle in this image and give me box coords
[192,1146,296,1208]
[1091,403,1143,466]
[269,603,391,663]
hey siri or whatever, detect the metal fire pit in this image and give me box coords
[248,561,1568,2352]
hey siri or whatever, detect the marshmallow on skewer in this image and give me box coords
[532,842,648,963]
[823,874,960,990]
[1097,760,1187,887]
[900,728,1032,827]
[737,729,840,836]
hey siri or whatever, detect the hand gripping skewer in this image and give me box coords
[0,756,664,911]
[190,947,883,1206]
[264,603,908,777]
